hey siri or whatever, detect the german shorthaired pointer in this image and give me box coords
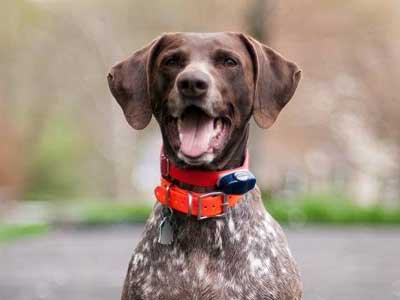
[107,32,302,300]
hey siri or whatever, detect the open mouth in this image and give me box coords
[175,106,230,159]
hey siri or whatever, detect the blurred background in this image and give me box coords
[1,0,400,207]
[1,0,400,299]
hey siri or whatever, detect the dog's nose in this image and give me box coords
[177,71,210,98]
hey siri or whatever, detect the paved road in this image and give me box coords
[1,225,399,300]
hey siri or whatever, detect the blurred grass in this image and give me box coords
[0,223,49,243]
[78,201,151,225]
[2,193,400,243]
[264,193,400,224]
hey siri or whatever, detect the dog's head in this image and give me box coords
[108,33,301,169]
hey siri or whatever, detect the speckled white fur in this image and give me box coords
[122,188,302,300]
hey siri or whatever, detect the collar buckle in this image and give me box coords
[197,191,228,220]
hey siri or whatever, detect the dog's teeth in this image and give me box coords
[215,119,223,131]
[212,119,223,139]
[177,119,182,131]
[177,119,183,141]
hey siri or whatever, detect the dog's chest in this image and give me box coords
[124,191,301,300]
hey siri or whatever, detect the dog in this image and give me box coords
[108,32,302,300]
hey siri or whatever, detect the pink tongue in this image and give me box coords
[179,113,214,158]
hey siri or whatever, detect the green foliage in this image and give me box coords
[24,117,91,201]
[0,223,49,243]
[78,201,152,225]
[264,193,400,224]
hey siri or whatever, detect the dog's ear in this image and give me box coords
[107,37,162,130]
[240,34,301,129]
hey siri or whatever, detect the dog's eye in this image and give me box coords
[224,57,238,67]
[162,57,179,67]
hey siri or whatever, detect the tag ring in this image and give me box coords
[163,184,173,216]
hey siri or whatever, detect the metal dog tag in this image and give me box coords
[158,216,174,245]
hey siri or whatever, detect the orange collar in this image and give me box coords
[154,178,242,220]
[154,151,252,220]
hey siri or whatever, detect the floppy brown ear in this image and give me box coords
[240,34,301,129]
[107,37,161,130]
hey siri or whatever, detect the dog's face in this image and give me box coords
[108,33,301,168]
